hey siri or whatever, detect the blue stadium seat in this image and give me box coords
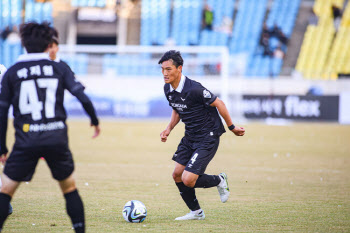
[24,2,34,22]
[10,0,22,27]
[141,0,171,45]
[42,2,53,23]
[171,0,203,45]
[229,0,268,55]
[33,3,43,23]
[1,0,11,27]
[251,0,301,77]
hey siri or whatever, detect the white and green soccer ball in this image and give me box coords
[122,200,147,223]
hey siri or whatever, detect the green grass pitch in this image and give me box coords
[1,120,350,232]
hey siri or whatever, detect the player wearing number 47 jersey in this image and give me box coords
[159,50,245,220]
[0,22,100,233]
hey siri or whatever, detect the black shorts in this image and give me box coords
[4,145,74,182]
[172,136,220,175]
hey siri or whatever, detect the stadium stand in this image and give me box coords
[140,0,171,46]
[116,0,303,77]
[0,0,23,67]
[0,0,55,68]
[296,0,347,79]
[5,0,350,80]
[0,0,91,75]
[324,2,350,78]
[71,0,106,7]
[247,0,301,77]
[102,53,159,76]
[199,0,235,46]
[170,0,203,46]
[229,0,267,55]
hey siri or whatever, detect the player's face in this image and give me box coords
[161,59,182,84]
[48,43,59,60]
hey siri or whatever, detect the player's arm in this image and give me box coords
[62,65,100,138]
[74,90,100,138]
[0,66,10,163]
[0,106,9,163]
[210,97,245,136]
[160,109,180,142]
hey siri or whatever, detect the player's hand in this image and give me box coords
[0,153,7,164]
[91,124,100,138]
[160,129,170,142]
[231,126,245,136]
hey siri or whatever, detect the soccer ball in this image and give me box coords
[122,200,147,223]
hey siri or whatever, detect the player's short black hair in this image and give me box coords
[51,27,59,45]
[20,22,54,53]
[158,50,184,68]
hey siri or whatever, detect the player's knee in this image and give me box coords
[0,175,19,197]
[172,171,182,182]
[182,177,195,188]
[59,175,76,194]
[0,187,15,197]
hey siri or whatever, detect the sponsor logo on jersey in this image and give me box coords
[23,124,30,133]
[22,121,65,133]
[203,90,211,98]
[170,103,187,108]
[168,96,172,100]
[170,102,187,112]
[180,97,186,101]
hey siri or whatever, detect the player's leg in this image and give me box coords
[187,136,230,203]
[58,174,85,233]
[0,174,20,232]
[173,163,204,220]
[0,147,39,231]
[45,146,85,233]
[0,178,12,216]
[172,137,205,220]
[173,162,201,211]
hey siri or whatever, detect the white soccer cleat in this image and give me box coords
[175,210,205,221]
[217,172,230,203]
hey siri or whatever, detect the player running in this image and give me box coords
[0,22,100,233]
[159,50,245,220]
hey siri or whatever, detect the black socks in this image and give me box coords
[194,174,221,188]
[176,182,200,211]
[0,193,11,231]
[64,190,85,233]
[1,190,85,233]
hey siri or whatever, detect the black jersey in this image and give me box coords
[0,53,90,149]
[164,75,225,141]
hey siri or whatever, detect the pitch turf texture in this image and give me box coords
[1,121,349,232]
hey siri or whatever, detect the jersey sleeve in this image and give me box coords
[0,72,11,109]
[62,64,85,95]
[193,84,217,106]
[74,90,99,126]
[0,71,10,155]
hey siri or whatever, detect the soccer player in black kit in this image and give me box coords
[159,50,245,220]
[0,22,100,233]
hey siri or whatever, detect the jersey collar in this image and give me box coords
[170,74,186,93]
[17,53,50,62]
